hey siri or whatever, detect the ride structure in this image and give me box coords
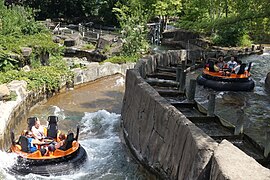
[9,116,87,176]
[197,61,255,91]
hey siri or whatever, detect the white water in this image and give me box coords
[0,109,146,179]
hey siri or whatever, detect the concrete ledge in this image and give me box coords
[210,140,270,180]
[122,69,218,179]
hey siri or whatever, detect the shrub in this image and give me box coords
[103,55,138,64]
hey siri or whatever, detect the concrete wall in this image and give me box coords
[121,50,270,179]
[122,69,217,179]
[0,62,134,150]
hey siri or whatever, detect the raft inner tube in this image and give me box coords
[197,68,255,91]
[8,118,88,176]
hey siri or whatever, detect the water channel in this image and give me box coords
[0,75,154,179]
[0,49,269,179]
[189,50,270,148]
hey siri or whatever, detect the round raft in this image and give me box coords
[8,116,87,176]
[197,62,255,91]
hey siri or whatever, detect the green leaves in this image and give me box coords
[0,57,73,91]
[103,55,138,64]
[177,0,270,46]
[0,52,19,72]
[113,2,149,57]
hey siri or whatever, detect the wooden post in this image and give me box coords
[176,66,182,82]
[207,94,215,117]
[251,45,255,51]
[192,58,196,66]
[187,79,196,101]
[264,130,270,157]
[234,109,244,135]
[141,61,146,79]
[181,60,186,71]
[179,70,186,93]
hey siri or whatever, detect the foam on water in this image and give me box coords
[0,151,19,180]
[52,106,66,120]
[114,77,125,87]
[1,110,139,179]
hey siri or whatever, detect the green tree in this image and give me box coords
[113,2,149,56]
[178,0,270,46]
[153,0,182,31]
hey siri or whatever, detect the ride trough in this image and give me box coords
[8,116,87,176]
[197,61,255,91]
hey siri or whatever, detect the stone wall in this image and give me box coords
[122,69,217,179]
[121,50,270,179]
[64,48,107,62]
[0,62,134,150]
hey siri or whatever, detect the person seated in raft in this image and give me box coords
[227,56,238,71]
[213,61,220,72]
[217,55,225,69]
[232,60,245,74]
[31,118,46,141]
[25,130,47,156]
[48,132,66,152]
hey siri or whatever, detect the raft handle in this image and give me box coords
[75,125,80,141]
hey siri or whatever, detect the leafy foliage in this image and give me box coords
[177,0,270,46]
[0,1,72,91]
[0,57,73,91]
[113,2,150,56]
[103,55,138,64]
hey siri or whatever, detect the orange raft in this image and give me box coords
[9,116,87,176]
[197,62,255,91]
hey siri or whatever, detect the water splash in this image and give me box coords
[80,109,120,138]
[52,106,66,120]
[115,77,125,87]
[2,110,144,179]
[0,151,19,180]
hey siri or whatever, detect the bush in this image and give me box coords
[103,55,138,64]
[0,57,73,91]
[211,23,251,47]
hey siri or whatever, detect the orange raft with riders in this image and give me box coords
[9,116,87,176]
[197,56,255,91]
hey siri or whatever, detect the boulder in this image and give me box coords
[21,47,32,57]
[0,84,10,100]
[7,80,28,100]
[64,39,76,47]
[22,65,31,72]
[265,72,270,91]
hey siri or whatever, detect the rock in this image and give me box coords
[21,47,32,57]
[0,84,10,100]
[7,80,28,100]
[64,39,76,47]
[22,65,31,72]
[265,72,270,91]
[52,36,61,43]
[97,34,118,50]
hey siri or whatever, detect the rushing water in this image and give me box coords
[189,51,270,147]
[0,75,153,179]
[0,49,269,179]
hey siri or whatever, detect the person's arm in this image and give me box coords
[214,65,219,72]
[31,126,39,139]
[31,138,43,145]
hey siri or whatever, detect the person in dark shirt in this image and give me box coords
[25,131,47,155]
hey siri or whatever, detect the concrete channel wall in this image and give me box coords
[121,50,270,179]
[0,62,134,150]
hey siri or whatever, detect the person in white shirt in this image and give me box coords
[232,60,242,74]
[31,118,46,140]
[227,56,238,70]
